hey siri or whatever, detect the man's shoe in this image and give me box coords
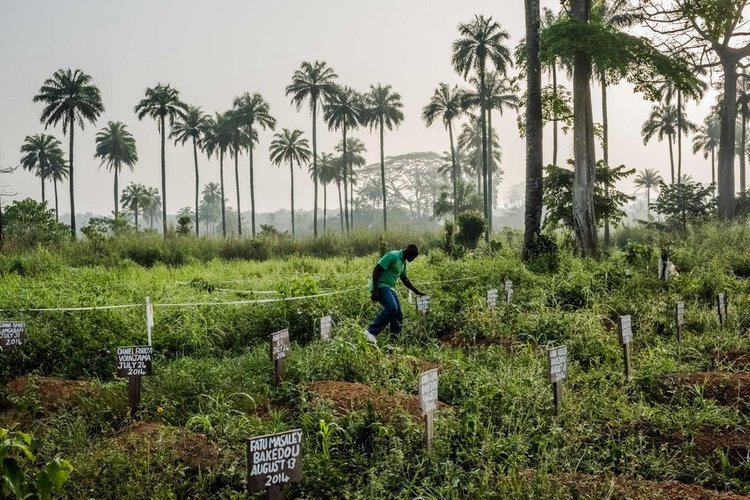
[363,329,377,345]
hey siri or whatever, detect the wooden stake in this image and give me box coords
[275,358,284,387]
[623,343,631,381]
[128,375,142,419]
[424,412,434,452]
[552,381,563,416]
[266,485,283,500]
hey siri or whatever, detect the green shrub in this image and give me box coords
[456,210,485,249]
[525,234,560,274]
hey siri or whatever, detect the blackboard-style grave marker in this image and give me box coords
[416,295,431,315]
[116,345,153,419]
[547,345,568,416]
[247,428,303,500]
[319,315,332,341]
[486,289,499,308]
[504,280,514,304]
[717,292,727,328]
[675,301,685,344]
[617,315,633,380]
[271,329,291,387]
[0,322,25,351]
[418,368,439,451]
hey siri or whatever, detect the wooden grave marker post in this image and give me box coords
[416,295,431,315]
[319,315,332,341]
[617,315,633,380]
[717,292,727,328]
[0,322,25,351]
[418,368,439,452]
[547,345,568,416]
[486,289,499,308]
[271,329,291,387]
[145,296,154,346]
[247,428,303,500]
[504,279,513,304]
[116,345,153,419]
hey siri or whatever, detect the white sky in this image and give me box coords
[0,0,720,216]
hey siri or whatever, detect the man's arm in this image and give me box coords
[400,275,425,296]
[371,265,384,301]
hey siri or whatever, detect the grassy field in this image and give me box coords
[3,224,750,498]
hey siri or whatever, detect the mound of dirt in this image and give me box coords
[112,421,220,471]
[664,372,750,406]
[6,375,98,410]
[568,473,748,499]
[712,350,750,370]
[306,381,447,422]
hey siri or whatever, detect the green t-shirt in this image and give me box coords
[369,250,407,290]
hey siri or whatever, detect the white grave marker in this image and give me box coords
[486,289,499,308]
[416,295,430,314]
[319,315,332,341]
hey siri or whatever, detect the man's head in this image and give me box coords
[403,243,420,262]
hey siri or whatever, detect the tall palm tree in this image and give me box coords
[458,116,502,194]
[134,83,187,235]
[19,134,65,207]
[142,187,162,229]
[362,84,404,231]
[641,103,695,185]
[453,15,512,241]
[692,114,721,190]
[541,6,570,166]
[94,121,138,219]
[202,112,233,237]
[324,86,362,233]
[269,129,312,236]
[737,73,750,195]
[466,72,518,233]
[422,83,465,222]
[285,61,338,237]
[227,111,253,236]
[120,183,149,231]
[634,168,663,215]
[335,136,367,229]
[171,105,209,236]
[316,152,337,232]
[332,156,346,232]
[201,182,222,235]
[233,92,277,237]
[34,68,104,237]
[46,149,69,221]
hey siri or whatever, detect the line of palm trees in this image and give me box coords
[25,62,407,239]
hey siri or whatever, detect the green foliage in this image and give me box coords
[456,210,485,249]
[543,160,635,231]
[0,428,73,500]
[81,216,132,242]
[652,181,716,231]
[176,215,192,235]
[525,233,560,273]
[2,198,69,248]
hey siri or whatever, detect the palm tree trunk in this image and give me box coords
[646,186,650,213]
[40,175,46,207]
[552,62,559,166]
[601,71,610,247]
[350,159,356,231]
[234,147,242,235]
[479,65,489,244]
[312,101,319,237]
[524,0,544,261]
[248,125,256,237]
[449,120,458,222]
[68,111,76,238]
[160,115,167,236]
[290,159,295,236]
[342,127,349,233]
[134,202,139,232]
[323,182,327,232]
[712,147,716,193]
[718,59,738,219]
[193,138,200,236]
[487,109,494,238]
[668,135,675,184]
[677,89,682,183]
[220,150,227,238]
[380,115,387,231]
[53,180,59,221]
[114,168,119,218]
[337,180,344,232]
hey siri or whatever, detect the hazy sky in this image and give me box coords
[0,0,719,216]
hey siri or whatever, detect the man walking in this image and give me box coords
[364,243,425,344]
